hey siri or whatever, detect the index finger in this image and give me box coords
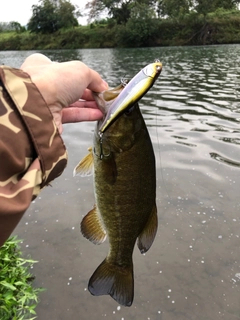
[81,88,95,101]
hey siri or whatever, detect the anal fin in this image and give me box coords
[137,203,158,254]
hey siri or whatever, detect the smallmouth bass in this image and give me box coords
[74,61,162,306]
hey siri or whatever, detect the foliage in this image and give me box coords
[0,23,10,32]
[28,0,80,34]
[194,0,240,16]
[0,22,25,33]
[0,9,240,49]
[156,0,240,18]
[57,0,80,29]
[28,0,58,33]
[85,0,240,22]
[86,0,158,24]
[158,0,192,18]
[85,0,107,23]
[9,22,26,33]
[0,236,45,320]
[116,3,159,46]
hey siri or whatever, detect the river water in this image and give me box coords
[1,45,240,320]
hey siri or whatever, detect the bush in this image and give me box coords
[0,236,45,320]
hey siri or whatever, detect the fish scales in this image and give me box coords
[94,105,156,262]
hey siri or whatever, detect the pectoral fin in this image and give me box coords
[73,147,94,177]
[137,203,158,254]
[81,205,107,245]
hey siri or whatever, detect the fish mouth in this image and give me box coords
[93,83,126,115]
[95,60,162,133]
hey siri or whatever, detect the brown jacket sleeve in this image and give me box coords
[0,66,67,246]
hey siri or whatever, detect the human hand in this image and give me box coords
[20,53,108,133]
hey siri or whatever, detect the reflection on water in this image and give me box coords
[210,152,240,168]
[1,45,240,320]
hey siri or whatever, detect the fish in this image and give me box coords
[74,61,162,306]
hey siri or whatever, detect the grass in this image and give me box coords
[0,236,45,320]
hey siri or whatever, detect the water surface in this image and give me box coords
[1,45,240,320]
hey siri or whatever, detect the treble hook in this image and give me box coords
[121,77,128,87]
[94,132,111,160]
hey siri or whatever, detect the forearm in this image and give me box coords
[0,66,67,246]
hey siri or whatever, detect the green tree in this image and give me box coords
[9,21,26,33]
[0,22,25,32]
[124,2,157,45]
[193,0,240,15]
[86,0,158,24]
[57,0,80,29]
[156,0,240,18]
[28,0,58,33]
[158,0,192,17]
[28,0,80,34]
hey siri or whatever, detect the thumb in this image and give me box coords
[85,67,108,93]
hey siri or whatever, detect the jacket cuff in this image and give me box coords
[0,66,67,187]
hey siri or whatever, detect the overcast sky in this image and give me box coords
[0,0,89,26]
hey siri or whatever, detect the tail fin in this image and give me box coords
[88,259,134,307]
